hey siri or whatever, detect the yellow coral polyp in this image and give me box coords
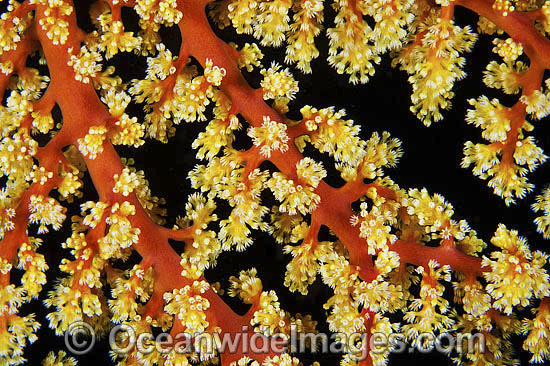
[483,225,550,314]
[234,42,264,71]
[99,201,141,259]
[299,105,366,170]
[226,0,259,35]
[80,200,109,228]
[218,172,270,251]
[0,61,14,76]
[402,260,454,346]
[204,58,226,86]
[357,202,397,255]
[493,37,523,62]
[77,125,108,159]
[192,117,239,160]
[284,240,332,295]
[251,290,288,335]
[0,129,38,181]
[365,0,416,53]
[521,87,550,120]
[17,241,48,299]
[522,299,550,364]
[164,280,211,334]
[228,268,263,303]
[394,14,477,125]
[488,163,534,205]
[109,265,154,323]
[99,20,142,59]
[28,194,66,233]
[0,204,16,239]
[36,0,73,45]
[31,110,54,134]
[466,96,511,143]
[260,62,299,100]
[248,116,290,158]
[268,170,321,216]
[533,186,550,239]
[263,354,300,366]
[402,188,470,241]
[42,351,77,366]
[113,167,142,196]
[109,113,145,147]
[135,0,182,26]
[67,46,102,84]
[493,0,516,16]
[0,311,40,365]
[101,89,131,117]
[454,278,491,317]
[285,0,323,73]
[0,2,30,56]
[253,0,292,47]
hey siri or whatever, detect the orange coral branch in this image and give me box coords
[2,1,548,365]
[178,0,486,280]
[457,0,550,66]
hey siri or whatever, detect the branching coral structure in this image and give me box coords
[0,1,550,366]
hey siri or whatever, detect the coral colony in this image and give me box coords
[1,0,550,366]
